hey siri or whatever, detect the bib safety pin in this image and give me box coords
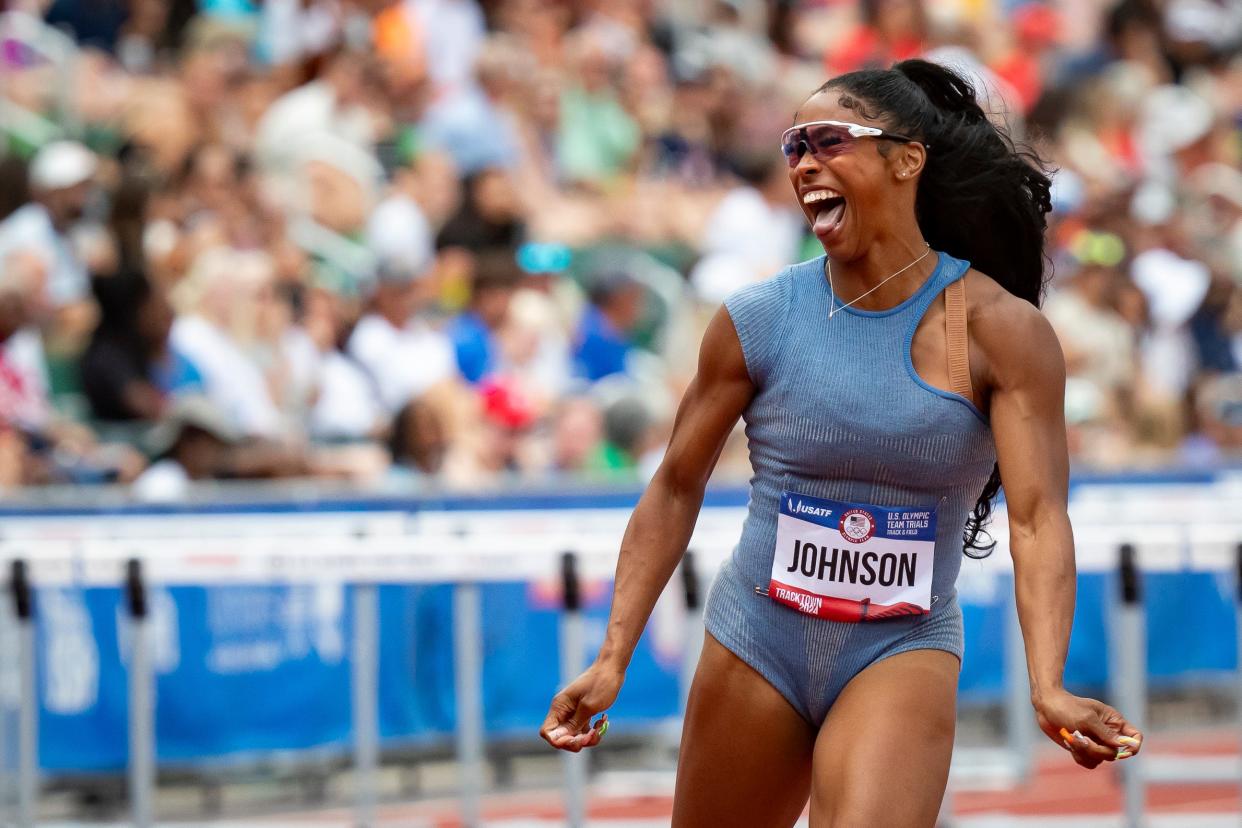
[753,585,770,597]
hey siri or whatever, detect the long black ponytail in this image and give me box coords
[817,58,1054,557]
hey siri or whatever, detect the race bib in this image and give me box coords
[768,491,936,622]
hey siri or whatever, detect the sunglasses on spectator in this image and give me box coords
[780,120,926,167]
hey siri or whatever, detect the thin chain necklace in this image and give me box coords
[827,243,933,319]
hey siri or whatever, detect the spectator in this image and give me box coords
[436,167,525,256]
[1044,238,1138,403]
[81,273,202,423]
[390,391,451,475]
[447,251,523,383]
[0,251,52,436]
[132,393,312,499]
[347,258,459,414]
[0,249,144,484]
[573,270,645,382]
[132,395,242,500]
[168,249,288,438]
[690,151,804,303]
[826,0,928,75]
[557,31,641,186]
[0,141,97,316]
[549,395,604,474]
[301,286,387,442]
[0,0,1233,493]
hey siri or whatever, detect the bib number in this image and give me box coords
[769,491,936,622]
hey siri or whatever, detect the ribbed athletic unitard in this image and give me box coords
[703,251,997,725]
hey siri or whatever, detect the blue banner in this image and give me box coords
[27,568,1240,773]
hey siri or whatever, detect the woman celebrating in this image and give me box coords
[541,59,1141,825]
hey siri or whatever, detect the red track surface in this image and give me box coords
[243,730,1240,825]
[956,730,1240,817]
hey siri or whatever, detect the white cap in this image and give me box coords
[28,140,98,191]
[366,195,434,282]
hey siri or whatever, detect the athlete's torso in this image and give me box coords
[724,251,998,608]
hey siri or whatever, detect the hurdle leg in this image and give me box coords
[352,583,380,828]
[1110,544,1145,828]
[560,552,587,828]
[1235,543,1242,813]
[1004,578,1036,784]
[11,561,36,828]
[679,551,703,717]
[126,559,155,828]
[453,582,484,828]
[0,585,9,826]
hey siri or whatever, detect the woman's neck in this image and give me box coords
[827,229,936,311]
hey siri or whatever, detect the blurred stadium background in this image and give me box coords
[0,0,1240,824]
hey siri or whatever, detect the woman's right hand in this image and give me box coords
[539,661,625,752]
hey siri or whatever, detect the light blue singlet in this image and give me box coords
[703,250,997,725]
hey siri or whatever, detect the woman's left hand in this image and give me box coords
[1033,688,1143,769]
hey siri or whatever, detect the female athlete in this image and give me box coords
[541,59,1142,826]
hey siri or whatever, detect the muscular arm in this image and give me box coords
[983,299,1141,767]
[542,306,754,749]
[985,305,1074,699]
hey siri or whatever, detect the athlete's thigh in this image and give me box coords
[673,632,816,828]
[809,649,959,828]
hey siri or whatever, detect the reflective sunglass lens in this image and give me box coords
[807,125,850,154]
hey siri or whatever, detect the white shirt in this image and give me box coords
[701,186,802,266]
[0,203,89,307]
[347,314,457,413]
[254,81,375,169]
[692,187,802,303]
[406,0,485,96]
[170,316,284,439]
[310,351,386,440]
[1131,248,1211,399]
[0,328,50,431]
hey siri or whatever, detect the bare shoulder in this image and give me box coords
[963,268,1065,391]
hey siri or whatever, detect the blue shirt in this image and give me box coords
[448,312,495,384]
[573,307,631,381]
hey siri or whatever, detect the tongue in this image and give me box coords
[813,202,846,236]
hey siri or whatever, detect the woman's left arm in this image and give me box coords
[984,300,1142,769]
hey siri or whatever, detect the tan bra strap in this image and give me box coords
[944,276,974,401]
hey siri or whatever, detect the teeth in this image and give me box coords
[802,189,841,205]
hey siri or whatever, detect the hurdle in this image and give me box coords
[9,560,36,828]
[559,551,588,827]
[1111,541,1242,827]
[453,573,486,828]
[351,579,380,828]
[4,477,1235,827]
[680,550,704,715]
[125,559,156,828]
[0,576,7,827]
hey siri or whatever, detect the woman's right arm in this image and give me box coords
[540,305,755,751]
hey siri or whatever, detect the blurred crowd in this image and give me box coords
[0,0,1238,496]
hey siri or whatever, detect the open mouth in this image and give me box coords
[803,189,846,237]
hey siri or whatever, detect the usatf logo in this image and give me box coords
[839,508,876,543]
[787,497,833,519]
